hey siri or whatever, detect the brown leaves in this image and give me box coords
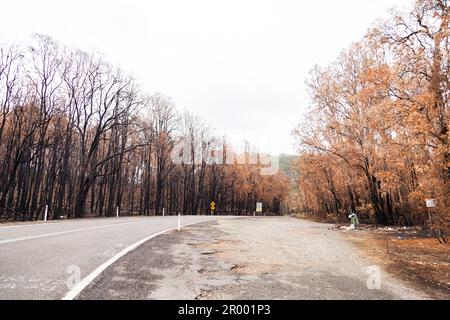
[293,0,449,226]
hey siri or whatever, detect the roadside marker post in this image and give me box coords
[177,214,181,231]
[163,208,165,217]
[116,206,119,219]
[44,205,48,222]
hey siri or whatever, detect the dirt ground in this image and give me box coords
[332,224,450,299]
[78,217,443,300]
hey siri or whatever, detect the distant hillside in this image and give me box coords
[278,154,299,181]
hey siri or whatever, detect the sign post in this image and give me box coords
[426,199,437,234]
[256,202,263,216]
[210,201,216,215]
[426,199,437,208]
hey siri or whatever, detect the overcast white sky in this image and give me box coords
[0,0,413,155]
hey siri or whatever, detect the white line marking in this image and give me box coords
[61,221,207,300]
[0,216,175,230]
[0,221,145,245]
[0,222,53,229]
[0,218,142,230]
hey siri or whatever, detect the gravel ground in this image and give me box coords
[78,217,432,300]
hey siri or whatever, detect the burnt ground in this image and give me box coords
[333,224,450,299]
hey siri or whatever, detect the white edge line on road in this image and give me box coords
[0,217,153,230]
[0,221,145,245]
[0,221,75,229]
[0,222,48,229]
[61,220,212,300]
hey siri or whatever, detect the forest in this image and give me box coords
[293,0,449,232]
[0,35,289,221]
[1,0,448,232]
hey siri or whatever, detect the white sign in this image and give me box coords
[426,199,437,208]
[256,202,263,213]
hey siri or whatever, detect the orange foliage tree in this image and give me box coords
[293,0,449,232]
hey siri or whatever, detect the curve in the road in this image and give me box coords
[62,220,216,300]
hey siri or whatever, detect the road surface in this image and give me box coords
[78,217,434,300]
[0,215,237,300]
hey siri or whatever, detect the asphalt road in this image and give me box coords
[78,217,432,300]
[0,215,237,300]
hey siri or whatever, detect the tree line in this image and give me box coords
[293,0,449,232]
[0,35,289,221]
